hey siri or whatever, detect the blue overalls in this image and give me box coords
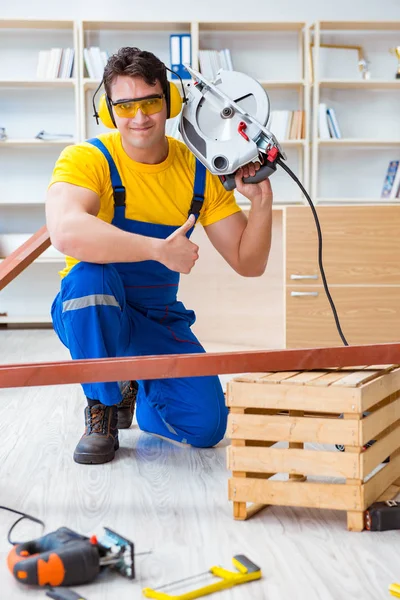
[51,138,228,448]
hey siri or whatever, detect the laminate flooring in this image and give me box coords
[1,329,400,600]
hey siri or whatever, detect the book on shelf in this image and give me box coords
[84,47,109,79]
[381,160,400,199]
[267,110,305,140]
[318,104,341,139]
[36,48,75,79]
[198,49,233,80]
[170,34,191,80]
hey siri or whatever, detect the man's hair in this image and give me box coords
[103,47,168,98]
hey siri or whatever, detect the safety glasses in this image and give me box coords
[109,94,164,119]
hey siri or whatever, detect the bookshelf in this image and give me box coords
[0,19,79,325]
[4,18,400,335]
[311,20,400,203]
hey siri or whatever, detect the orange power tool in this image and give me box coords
[7,526,134,587]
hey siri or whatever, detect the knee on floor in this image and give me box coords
[187,409,228,448]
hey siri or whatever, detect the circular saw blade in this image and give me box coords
[194,70,270,143]
[196,97,239,141]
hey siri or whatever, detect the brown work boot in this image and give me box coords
[73,403,119,465]
[117,381,138,429]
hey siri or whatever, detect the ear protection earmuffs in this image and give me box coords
[93,70,185,130]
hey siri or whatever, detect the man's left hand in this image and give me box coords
[234,161,273,206]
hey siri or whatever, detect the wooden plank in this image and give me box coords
[227,381,361,414]
[332,370,381,387]
[231,373,272,383]
[305,370,352,386]
[0,225,50,291]
[227,413,360,445]
[361,396,400,445]
[257,371,300,383]
[361,368,400,412]
[2,343,400,391]
[281,371,330,384]
[361,421,400,478]
[228,446,360,479]
[229,478,363,511]
[363,451,400,509]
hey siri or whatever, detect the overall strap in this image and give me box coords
[188,158,207,220]
[86,138,126,207]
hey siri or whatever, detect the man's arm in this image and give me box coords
[204,164,273,277]
[46,182,199,273]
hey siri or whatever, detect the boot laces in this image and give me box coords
[120,381,137,408]
[87,405,108,435]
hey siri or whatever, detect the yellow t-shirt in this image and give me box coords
[49,132,241,278]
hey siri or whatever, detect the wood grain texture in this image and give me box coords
[286,286,400,348]
[286,206,400,285]
[2,330,400,600]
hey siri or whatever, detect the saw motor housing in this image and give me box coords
[180,67,286,191]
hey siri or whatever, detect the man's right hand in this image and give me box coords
[160,215,199,274]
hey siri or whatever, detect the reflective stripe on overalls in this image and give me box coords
[51,137,228,447]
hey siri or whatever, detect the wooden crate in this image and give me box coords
[226,366,400,531]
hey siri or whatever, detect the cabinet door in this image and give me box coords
[286,206,400,285]
[286,286,400,348]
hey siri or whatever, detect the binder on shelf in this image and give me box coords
[381,160,400,198]
[170,34,191,80]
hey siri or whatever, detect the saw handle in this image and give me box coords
[7,527,100,587]
[219,161,277,191]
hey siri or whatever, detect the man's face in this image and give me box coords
[110,75,167,151]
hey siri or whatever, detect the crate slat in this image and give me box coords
[228,413,360,445]
[229,478,363,511]
[364,451,400,509]
[305,371,352,386]
[258,371,300,383]
[231,373,273,383]
[361,422,400,477]
[332,370,381,387]
[361,396,400,445]
[280,371,330,384]
[361,368,400,412]
[227,381,360,413]
[228,445,360,479]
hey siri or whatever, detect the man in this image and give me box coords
[46,47,273,465]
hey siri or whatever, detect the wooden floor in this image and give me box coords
[1,330,400,600]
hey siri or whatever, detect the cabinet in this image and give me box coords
[181,205,400,351]
[285,205,400,348]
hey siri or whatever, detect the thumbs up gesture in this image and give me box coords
[161,215,199,274]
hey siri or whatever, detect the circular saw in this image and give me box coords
[180,65,287,191]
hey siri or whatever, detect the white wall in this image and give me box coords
[2,0,400,22]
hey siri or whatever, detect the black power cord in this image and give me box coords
[276,156,349,347]
[0,505,45,545]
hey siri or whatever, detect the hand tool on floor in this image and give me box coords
[46,588,88,600]
[142,554,261,600]
[8,525,135,587]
